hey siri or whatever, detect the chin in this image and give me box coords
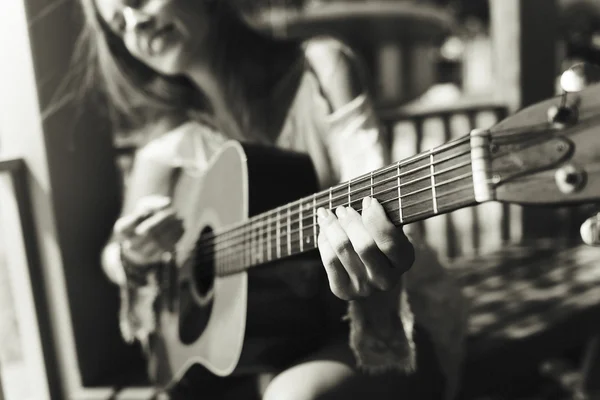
[152,46,193,76]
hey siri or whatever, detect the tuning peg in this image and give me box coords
[560,62,600,93]
[549,62,600,126]
[580,212,600,247]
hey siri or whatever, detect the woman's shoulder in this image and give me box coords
[301,36,367,113]
[137,120,227,168]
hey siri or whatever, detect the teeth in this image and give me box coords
[151,35,166,54]
[149,26,172,55]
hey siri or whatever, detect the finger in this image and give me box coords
[317,208,371,297]
[134,195,171,214]
[151,218,185,250]
[336,206,395,291]
[115,198,172,237]
[361,197,415,273]
[317,231,353,300]
[135,208,178,237]
[126,236,164,262]
[114,213,149,238]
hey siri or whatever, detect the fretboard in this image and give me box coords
[198,135,478,276]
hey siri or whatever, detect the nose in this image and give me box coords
[122,7,153,32]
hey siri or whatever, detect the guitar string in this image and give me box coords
[210,154,600,268]
[199,144,473,246]
[194,175,475,263]
[196,157,474,249]
[194,117,557,245]
[201,113,566,247]
[198,114,557,245]
[196,169,474,256]
[195,136,471,240]
[202,187,474,272]
[165,119,572,277]
[212,189,478,276]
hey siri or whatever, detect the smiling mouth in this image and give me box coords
[147,24,176,56]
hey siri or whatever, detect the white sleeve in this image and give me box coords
[324,94,389,182]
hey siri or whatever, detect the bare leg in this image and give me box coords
[263,328,444,400]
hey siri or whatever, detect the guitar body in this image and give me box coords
[152,141,323,387]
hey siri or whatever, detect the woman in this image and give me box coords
[79,0,467,398]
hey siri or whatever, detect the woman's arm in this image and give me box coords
[305,39,389,182]
[305,39,411,294]
[101,135,183,285]
[306,41,468,397]
[102,152,176,284]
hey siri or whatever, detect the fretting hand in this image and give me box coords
[317,196,414,301]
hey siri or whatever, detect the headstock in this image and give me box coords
[484,63,600,206]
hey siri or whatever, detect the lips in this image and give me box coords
[147,24,175,56]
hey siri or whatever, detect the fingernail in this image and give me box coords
[317,208,328,223]
[336,206,347,218]
[362,196,372,210]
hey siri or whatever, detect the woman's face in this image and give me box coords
[94,0,209,75]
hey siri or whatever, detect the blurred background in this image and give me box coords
[2,0,600,399]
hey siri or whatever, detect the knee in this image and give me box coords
[262,364,358,400]
[262,375,317,400]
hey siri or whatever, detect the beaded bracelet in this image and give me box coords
[119,244,162,287]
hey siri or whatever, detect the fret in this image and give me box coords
[397,162,403,223]
[348,175,371,210]
[286,205,292,256]
[278,207,287,258]
[300,199,314,249]
[347,181,351,209]
[299,202,303,252]
[330,185,347,209]
[258,218,264,263]
[400,152,434,221]
[267,212,273,261]
[372,165,398,218]
[290,203,301,254]
[253,221,260,264]
[263,217,269,262]
[370,171,374,197]
[276,208,281,258]
[313,194,318,243]
[434,145,474,212]
[430,150,438,214]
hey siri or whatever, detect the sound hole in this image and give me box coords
[193,227,216,297]
[178,227,216,345]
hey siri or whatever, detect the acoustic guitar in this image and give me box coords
[150,76,600,387]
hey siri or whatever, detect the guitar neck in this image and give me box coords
[205,135,478,276]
